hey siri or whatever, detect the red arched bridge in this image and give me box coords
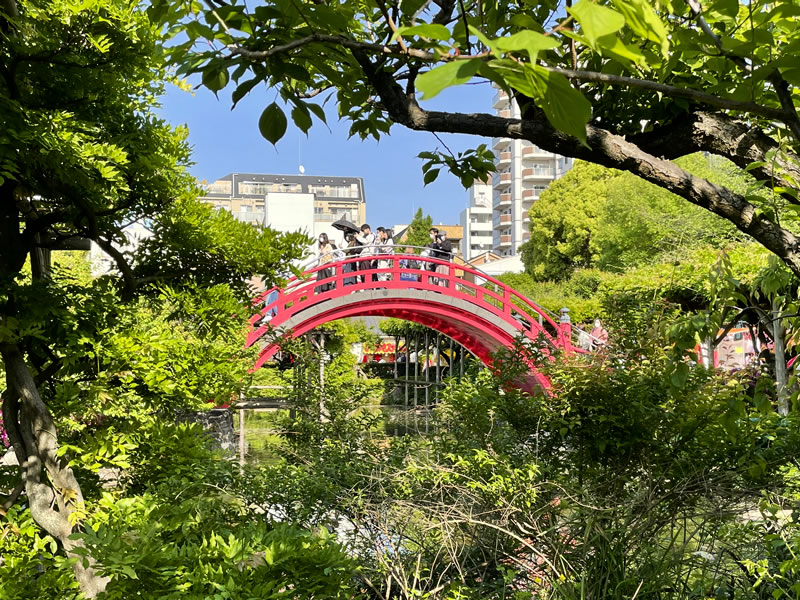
[246,251,578,388]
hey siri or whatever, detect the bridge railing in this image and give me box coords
[249,247,572,350]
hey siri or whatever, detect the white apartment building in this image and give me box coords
[491,89,573,256]
[460,180,493,261]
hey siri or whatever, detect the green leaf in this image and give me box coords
[423,168,440,185]
[258,102,287,145]
[705,0,739,23]
[478,63,512,96]
[670,362,689,388]
[416,59,481,100]
[202,67,229,93]
[612,0,669,56]
[468,25,500,54]
[598,35,647,67]
[307,103,327,124]
[509,14,541,30]
[394,24,451,41]
[568,0,626,49]
[530,66,592,145]
[494,31,559,61]
[231,78,260,108]
[291,104,313,134]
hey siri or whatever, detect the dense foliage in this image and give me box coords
[0,0,305,595]
[520,154,750,281]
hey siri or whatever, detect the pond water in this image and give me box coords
[234,405,435,465]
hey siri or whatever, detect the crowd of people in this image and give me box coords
[315,224,454,291]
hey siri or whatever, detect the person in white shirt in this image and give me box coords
[356,223,376,283]
[376,227,394,281]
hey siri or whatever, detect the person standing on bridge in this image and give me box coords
[590,318,609,350]
[342,232,360,287]
[316,233,337,293]
[425,227,440,284]
[376,227,394,282]
[356,223,377,283]
[431,229,453,287]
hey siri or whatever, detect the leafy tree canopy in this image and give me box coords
[521,154,751,280]
[400,207,434,249]
[157,0,800,277]
[0,0,306,594]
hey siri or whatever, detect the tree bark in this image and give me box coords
[1,344,109,597]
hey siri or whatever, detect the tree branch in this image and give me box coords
[92,236,137,300]
[549,67,792,122]
[684,0,800,143]
[630,111,800,202]
[351,48,800,276]
[227,34,796,134]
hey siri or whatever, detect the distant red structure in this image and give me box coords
[246,253,575,389]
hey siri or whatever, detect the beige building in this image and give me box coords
[201,173,367,242]
[490,88,573,256]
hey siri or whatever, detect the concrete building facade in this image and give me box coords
[202,173,367,244]
[460,180,493,261]
[490,89,573,256]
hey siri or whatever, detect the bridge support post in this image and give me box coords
[238,408,246,468]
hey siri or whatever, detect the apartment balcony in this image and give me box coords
[493,89,510,109]
[492,172,512,188]
[495,234,512,247]
[238,211,265,224]
[496,151,512,167]
[493,137,511,152]
[492,213,513,228]
[493,192,512,208]
[522,145,552,159]
[521,189,540,200]
[522,168,554,181]
[469,221,492,231]
[498,108,512,119]
[523,232,530,241]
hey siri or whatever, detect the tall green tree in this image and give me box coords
[403,207,434,249]
[157,0,800,278]
[522,155,749,280]
[0,0,305,595]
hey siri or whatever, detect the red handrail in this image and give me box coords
[246,252,569,352]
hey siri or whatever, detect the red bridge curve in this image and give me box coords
[246,253,575,389]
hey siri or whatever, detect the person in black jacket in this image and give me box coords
[424,228,440,284]
[433,230,453,287]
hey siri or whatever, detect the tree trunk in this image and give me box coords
[0,344,109,597]
[772,299,789,416]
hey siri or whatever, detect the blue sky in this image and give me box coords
[157,78,494,228]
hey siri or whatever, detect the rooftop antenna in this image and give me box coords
[298,134,305,175]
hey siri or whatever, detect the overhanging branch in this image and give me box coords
[352,47,800,276]
[226,34,798,134]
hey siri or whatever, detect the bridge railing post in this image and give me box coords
[558,307,573,353]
